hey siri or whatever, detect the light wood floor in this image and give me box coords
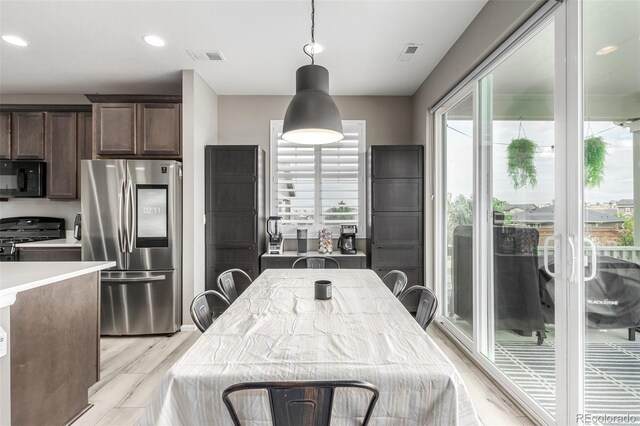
[75,328,534,426]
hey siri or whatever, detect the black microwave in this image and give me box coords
[0,160,46,198]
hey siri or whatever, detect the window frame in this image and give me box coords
[269,120,367,239]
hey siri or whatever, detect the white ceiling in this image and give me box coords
[0,0,488,96]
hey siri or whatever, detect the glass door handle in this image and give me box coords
[567,235,576,282]
[584,238,597,282]
[543,235,558,278]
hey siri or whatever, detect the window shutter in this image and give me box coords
[320,124,361,232]
[271,121,364,237]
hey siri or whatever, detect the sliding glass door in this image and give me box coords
[480,20,558,416]
[434,1,640,422]
[580,0,640,421]
[440,91,475,342]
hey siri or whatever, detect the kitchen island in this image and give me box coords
[0,261,115,425]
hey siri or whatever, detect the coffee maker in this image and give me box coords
[266,216,284,254]
[337,225,357,254]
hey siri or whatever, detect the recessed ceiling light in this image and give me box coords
[142,34,166,47]
[303,43,323,55]
[596,45,618,55]
[2,35,28,47]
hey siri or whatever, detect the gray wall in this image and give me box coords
[411,0,546,289]
[219,95,414,152]
[182,70,218,327]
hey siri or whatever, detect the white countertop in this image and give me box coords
[261,250,366,257]
[15,236,81,248]
[0,261,115,308]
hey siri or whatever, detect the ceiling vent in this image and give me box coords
[398,44,421,62]
[187,50,225,62]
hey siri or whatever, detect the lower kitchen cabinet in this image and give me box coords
[18,246,81,261]
[261,251,367,272]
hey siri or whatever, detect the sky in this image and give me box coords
[446,120,634,205]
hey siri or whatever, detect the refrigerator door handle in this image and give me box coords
[126,179,135,253]
[117,179,126,253]
[102,275,166,283]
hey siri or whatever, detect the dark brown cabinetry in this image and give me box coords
[370,145,425,295]
[11,112,45,159]
[46,112,78,199]
[87,95,181,159]
[205,146,265,295]
[93,103,136,156]
[0,112,10,159]
[136,103,181,157]
[18,246,81,261]
[0,105,92,199]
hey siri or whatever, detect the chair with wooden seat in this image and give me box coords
[381,270,408,297]
[292,256,340,269]
[190,290,231,332]
[222,380,379,426]
[217,269,253,303]
[399,285,438,330]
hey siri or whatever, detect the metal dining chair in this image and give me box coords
[189,290,230,332]
[398,285,438,330]
[222,380,379,426]
[292,256,340,269]
[381,270,408,297]
[217,269,253,303]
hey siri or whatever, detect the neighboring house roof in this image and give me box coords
[503,204,537,213]
[511,205,624,224]
[617,199,634,207]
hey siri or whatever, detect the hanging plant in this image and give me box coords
[507,137,538,189]
[584,136,606,188]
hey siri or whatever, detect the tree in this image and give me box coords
[447,194,472,236]
[327,201,356,221]
[617,216,634,246]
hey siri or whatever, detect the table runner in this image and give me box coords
[139,269,479,425]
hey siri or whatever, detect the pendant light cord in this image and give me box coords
[303,0,316,64]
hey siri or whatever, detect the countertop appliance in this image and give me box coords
[0,160,46,198]
[297,228,307,255]
[266,216,284,254]
[73,213,82,240]
[81,160,182,336]
[0,217,65,261]
[337,225,357,255]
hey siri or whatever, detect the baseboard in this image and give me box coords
[180,324,197,332]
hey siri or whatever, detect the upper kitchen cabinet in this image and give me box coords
[11,112,45,159]
[137,103,181,157]
[0,112,10,159]
[87,95,182,159]
[93,103,136,156]
[46,112,78,199]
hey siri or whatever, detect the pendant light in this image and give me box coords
[282,0,343,145]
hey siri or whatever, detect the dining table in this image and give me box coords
[139,269,479,425]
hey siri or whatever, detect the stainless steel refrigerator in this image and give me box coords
[81,160,182,335]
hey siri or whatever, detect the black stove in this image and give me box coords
[0,217,66,261]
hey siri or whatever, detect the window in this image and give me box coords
[270,120,366,238]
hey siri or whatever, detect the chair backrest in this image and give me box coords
[381,270,408,297]
[190,290,230,332]
[292,256,340,269]
[399,285,438,330]
[222,380,379,426]
[217,269,252,303]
